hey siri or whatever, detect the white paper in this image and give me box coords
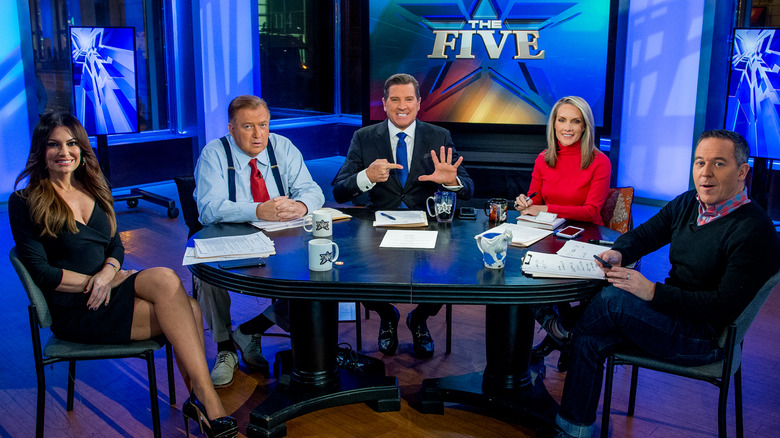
[534,211,558,224]
[250,208,352,232]
[182,247,274,266]
[373,210,428,227]
[250,217,306,232]
[521,251,604,280]
[556,240,610,260]
[194,232,275,258]
[379,230,438,249]
[476,223,553,247]
[517,214,566,230]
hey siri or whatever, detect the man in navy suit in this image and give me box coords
[333,73,474,358]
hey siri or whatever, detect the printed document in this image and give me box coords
[379,230,438,249]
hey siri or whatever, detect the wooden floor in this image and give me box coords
[1,181,779,437]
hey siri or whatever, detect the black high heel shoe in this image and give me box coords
[183,391,238,438]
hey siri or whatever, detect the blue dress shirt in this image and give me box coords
[194,133,325,225]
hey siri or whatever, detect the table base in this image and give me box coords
[247,350,401,438]
[420,369,557,431]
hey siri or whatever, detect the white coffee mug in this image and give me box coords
[303,209,333,238]
[308,239,339,271]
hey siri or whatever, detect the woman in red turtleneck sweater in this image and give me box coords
[514,96,611,224]
[515,96,612,372]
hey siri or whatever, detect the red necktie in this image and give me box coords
[248,158,270,202]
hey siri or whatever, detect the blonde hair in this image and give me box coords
[14,112,116,238]
[544,96,598,169]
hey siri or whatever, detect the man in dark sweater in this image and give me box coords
[554,130,780,438]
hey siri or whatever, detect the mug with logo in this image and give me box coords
[426,191,456,223]
[303,209,333,238]
[484,198,508,223]
[308,239,339,271]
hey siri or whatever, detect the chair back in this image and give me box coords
[600,187,634,234]
[9,247,52,328]
[719,269,780,349]
[174,175,203,238]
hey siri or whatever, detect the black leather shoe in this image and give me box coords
[406,312,434,359]
[531,334,563,359]
[377,307,400,355]
[557,347,571,372]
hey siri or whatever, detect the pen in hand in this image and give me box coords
[380,212,397,220]
[525,192,537,202]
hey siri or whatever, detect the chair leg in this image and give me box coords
[166,343,176,406]
[627,365,639,416]
[718,372,732,438]
[355,302,362,351]
[146,350,162,438]
[734,366,743,438]
[445,304,452,354]
[35,363,45,438]
[67,361,76,411]
[600,356,616,438]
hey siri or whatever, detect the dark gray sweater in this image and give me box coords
[613,190,779,330]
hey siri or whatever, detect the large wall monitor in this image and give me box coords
[363,0,618,135]
[70,26,138,136]
[725,28,780,160]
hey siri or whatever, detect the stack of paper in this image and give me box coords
[521,246,605,280]
[183,232,275,265]
[250,208,352,232]
[373,210,428,227]
[517,211,566,230]
[475,223,553,247]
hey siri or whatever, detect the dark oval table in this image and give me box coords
[189,208,620,437]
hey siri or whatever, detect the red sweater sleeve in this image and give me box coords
[528,150,612,225]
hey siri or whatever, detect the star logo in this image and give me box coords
[315,220,330,231]
[319,251,333,265]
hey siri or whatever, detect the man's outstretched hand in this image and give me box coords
[418,146,462,186]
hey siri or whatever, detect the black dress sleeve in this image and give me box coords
[8,193,64,291]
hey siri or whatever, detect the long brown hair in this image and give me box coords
[14,112,116,237]
[544,96,598,169]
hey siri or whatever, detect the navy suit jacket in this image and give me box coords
[333,120,474,210]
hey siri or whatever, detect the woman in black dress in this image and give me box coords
[9,112,236,438]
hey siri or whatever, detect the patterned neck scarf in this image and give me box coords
[697,188,751,226]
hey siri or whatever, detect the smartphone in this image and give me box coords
[593,254,613,269]
[218,257,266,269]
[556,225,584,239]
[459,207,477,220]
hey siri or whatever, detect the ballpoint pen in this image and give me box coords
[380,212,397,220]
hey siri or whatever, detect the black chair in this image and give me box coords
[601,270,780,438]
[9,248,175,438]
[173,176,363,350]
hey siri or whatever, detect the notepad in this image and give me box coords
[517,212,566,230]
[475,223,553,248]
[521,251,605,279]
[373,210,429,227]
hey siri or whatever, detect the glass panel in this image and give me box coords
[28,0,168,132]
[341,0,361,115]
[259,0,334,118]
